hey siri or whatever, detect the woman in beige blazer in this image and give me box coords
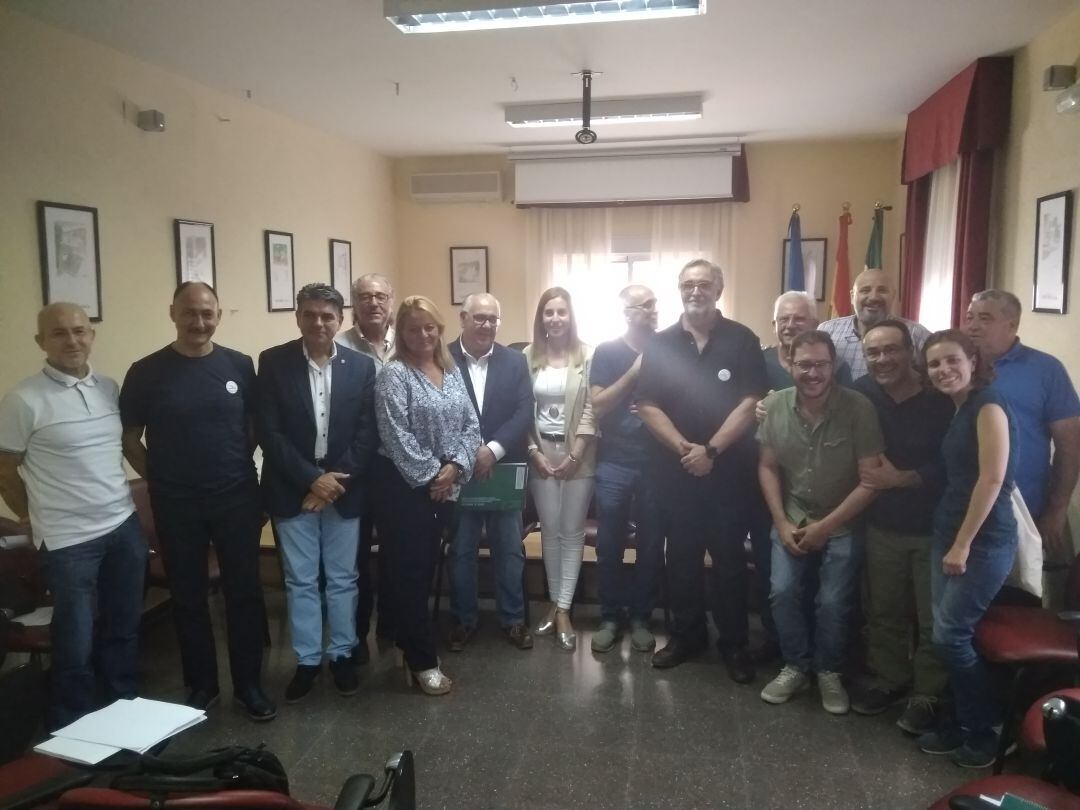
[523,287,596,651]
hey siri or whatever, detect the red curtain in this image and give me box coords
[900,56,1012,323]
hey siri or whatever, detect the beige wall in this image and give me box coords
[995,4,1080,382]
[0,7,396,386]
[394,139,906,345]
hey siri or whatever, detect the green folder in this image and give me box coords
[458,463,528,511]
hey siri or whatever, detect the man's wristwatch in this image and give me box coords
[704,444,719,460]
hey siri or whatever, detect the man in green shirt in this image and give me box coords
[757,330,883,715]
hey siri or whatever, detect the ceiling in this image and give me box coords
[8,0,1079,156]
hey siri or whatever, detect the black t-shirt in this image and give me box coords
[120,344,257,498]
[637,313,768,483]
[590,338,649,466]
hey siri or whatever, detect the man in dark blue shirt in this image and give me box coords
[121,282,275,721]
[588,284,663,654]
[850,319,953,736]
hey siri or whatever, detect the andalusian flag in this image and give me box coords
[831,209,853,318]
[785,210,805,292]
[865,206,884,269]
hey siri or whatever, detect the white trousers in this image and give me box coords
[530,437,594,611]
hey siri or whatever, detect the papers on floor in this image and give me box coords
[34,697,206,765]
[12,606,52,627]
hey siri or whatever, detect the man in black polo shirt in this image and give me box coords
[121,282,275,721]
[851,319,952,735]
[637,259,768,681]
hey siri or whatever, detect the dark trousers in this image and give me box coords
[747,486,778,644]
[150,479,266,692]
[356,498,394,642]
[374,456,454,672]
[44,512,147,729]
[660,474,750,649]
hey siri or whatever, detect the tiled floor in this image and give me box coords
[140,590,969,809]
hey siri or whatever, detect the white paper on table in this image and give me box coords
[13,606,53,627]
[34,735,121,765]
[52,697,206,753]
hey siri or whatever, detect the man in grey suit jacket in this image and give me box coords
[447,293,535,651]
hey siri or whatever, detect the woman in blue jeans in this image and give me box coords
[919,329,1017,768]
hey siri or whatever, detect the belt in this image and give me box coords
[539,433,566,442]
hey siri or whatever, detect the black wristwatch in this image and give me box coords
[704,444,719,460]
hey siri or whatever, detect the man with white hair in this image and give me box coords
[818,268,930,380]
[765,291,852,390]
[0,303,147,728]
[447,293,535,651]
[964,289,1080,555]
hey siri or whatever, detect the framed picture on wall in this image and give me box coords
[450,246,489,305]
[174,219,216,288]
[37,201,103,321]
[1032,190,1072,315]
[780,237,827,302]
[265,230,295,312]
[329,238,352,307]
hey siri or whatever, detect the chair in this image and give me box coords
[0,530,52,665]
[974,553,1080,773]
[129,478,221,592]
[927,774,1080,810]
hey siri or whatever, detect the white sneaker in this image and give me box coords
[817,671,850,715]
[760,665,810,704]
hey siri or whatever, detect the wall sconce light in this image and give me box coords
[136,109,166,132]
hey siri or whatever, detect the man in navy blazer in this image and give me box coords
[447,293,535,651]
[256,283,376,704]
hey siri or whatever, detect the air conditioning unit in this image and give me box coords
[409,171,503,202]
[508,141,743,207]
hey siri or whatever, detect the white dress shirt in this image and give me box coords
[459,339,505,461]
[303,342,336,462]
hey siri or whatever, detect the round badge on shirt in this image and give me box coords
[225,380,239,394]
[717,369,731,382]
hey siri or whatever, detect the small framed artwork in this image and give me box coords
[37,201,103,321]
[329,238,352,307]
[265,230,295,312]
[450,246,489,305]
[174,219,216,288]
[781,237,828,302]
[1032,190,1073,315]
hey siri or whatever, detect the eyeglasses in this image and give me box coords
[470,315,500,327]
[357,292,390,304]
[625,300,657,312]
[792,360,833,372]
[679,281,715,294]
[864,345,905,361]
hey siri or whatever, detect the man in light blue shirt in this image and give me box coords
[964,289,1080,556]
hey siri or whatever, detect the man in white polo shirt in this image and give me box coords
[0,302,147,729]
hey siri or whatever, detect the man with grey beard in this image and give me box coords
[818,269,930,380]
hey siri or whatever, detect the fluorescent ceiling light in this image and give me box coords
[385,0,704,33]
[506,94,703,128]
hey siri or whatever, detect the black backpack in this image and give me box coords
[109,745,289,796]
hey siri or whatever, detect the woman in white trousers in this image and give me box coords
[524,287,596,651]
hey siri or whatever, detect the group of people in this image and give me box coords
[1,260,1077,774]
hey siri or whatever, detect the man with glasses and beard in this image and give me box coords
[818,268,930,380]
[757,331,883,715]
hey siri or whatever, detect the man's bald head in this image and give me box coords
[851,267,895,330]
[619,283,658,334]
[461,292,500,316]
[171,281,221,357]
[35,303,94,378]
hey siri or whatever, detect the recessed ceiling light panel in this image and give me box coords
[385,0,704,33]
[505,94,703,128]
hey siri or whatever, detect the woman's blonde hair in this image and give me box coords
[529,286,584,369]
[390,295,454,371]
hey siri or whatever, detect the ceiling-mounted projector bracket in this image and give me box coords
[575,69,597,145]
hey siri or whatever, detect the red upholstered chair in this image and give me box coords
[129,478,221,592]
[1019,686,1080,755]
[0,528,52,663]
[975,553,1080,773]
[927,774,1080,810]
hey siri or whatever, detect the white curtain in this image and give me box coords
[918,159,961,331]
[649,202,735,321]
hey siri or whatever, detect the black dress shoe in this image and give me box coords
[185,686,220,711]
[329,656,359,696]
[233,684,277,722]
[651,637,707,669]
[352,642,370,666]
[721,647,756,684]
[285,664,321,703]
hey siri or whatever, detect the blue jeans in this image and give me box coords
[274,505,359,665]
[450,509,525,628]
[769,528,858,673]
[44,512,147,729]
[593,459,661,623]
[931,534,1016,737]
